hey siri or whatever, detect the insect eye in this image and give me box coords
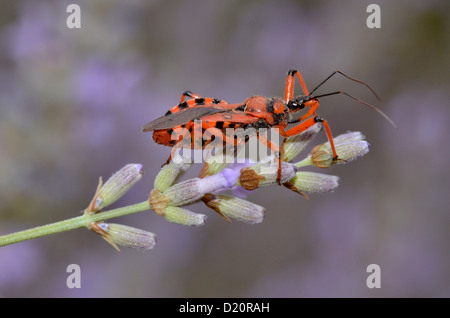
[288,99,305,111]
[287,101,296,109]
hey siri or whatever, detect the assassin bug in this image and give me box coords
[143,69,396,183]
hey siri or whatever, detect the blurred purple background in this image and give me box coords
[0,0,449,297]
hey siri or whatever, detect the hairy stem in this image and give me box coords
[0,201,150,247]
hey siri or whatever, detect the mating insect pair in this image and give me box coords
[143,69,396,183]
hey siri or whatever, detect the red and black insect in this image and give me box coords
[143,69,396,182]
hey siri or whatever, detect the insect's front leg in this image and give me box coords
[284,69,310,103]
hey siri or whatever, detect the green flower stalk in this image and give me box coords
[0,164,151,249]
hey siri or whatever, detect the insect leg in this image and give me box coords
[179,90,203,103]
[196,120,238,148]
[284,69,310,103]
[179,91,231,108]
[165,122,195,165]
[177,92,232,113]
[258,133,282,185]
[280,116,339,161]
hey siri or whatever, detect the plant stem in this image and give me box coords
[0,201,150,247]
[295,157,313,168]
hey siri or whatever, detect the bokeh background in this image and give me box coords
[0,0,449,297]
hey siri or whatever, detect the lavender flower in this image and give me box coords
[148,128,371,225]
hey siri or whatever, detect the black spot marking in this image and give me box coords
[247,119,270,130]
[165,110,172,116]
[228,123,236,129]
[195,98,205,105]
[266,98,275,113]
[235,105,245,111]
[212,98,221,104]
[215,122,224,130]
[273,113,284,126]
[314,116,324,123]
[288,69,298,76]
[166,128,174,135]
[179,101,188,109]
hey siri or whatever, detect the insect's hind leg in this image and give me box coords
[163,122,196,166]
[280,116,341,162]
[257,133,283,185]
[179,90,203,103]
[179,90,230,109]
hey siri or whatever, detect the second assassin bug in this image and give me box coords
[143,69,397,183]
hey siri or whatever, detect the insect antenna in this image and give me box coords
[308,70,381,101]
[306,70,396,128]
[313,90,398,129]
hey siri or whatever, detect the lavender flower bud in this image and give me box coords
[99,223,157,251]
[160,168,240,207]
[286,171,340,194]
[164,206,206,226]
[202,194,265,224]
[93,164,143,212]
[239,162,296,190]
[154,158,191,192]
[162,178,205,206]
[309,132,370,168]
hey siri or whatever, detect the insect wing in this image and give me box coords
[201,112,261,124]
[143,107,227,132]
